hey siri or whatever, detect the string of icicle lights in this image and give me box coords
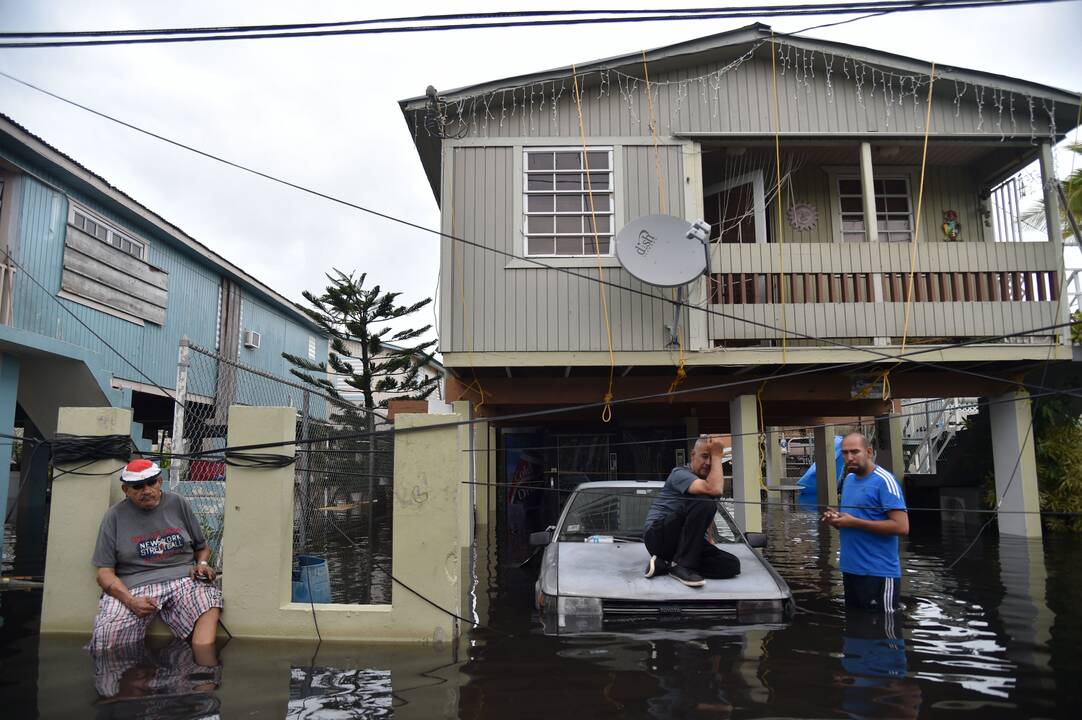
[414,40,1061,144]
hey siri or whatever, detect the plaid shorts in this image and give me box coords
[89,576,223,651]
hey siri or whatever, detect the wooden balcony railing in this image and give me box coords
[705,241,1064,343]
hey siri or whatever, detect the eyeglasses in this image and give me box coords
[126,476,160,491]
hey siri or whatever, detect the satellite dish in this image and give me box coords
[615,215,710,287]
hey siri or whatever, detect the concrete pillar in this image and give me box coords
[765,426,784,487]
[221,406,298,635]
[989,390,1042,538]
[474,421,496,529]
[814,423,838,508]
[40,407,132,633]
[729,394,761,532]
[874,409,905,483]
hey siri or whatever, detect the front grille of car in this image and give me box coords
[601,599,739,618]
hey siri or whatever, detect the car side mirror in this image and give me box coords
[529,530,553,546]
[745,532,767,549]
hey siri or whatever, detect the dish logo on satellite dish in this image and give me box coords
[635,229,657,256]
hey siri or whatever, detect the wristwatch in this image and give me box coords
[197,560,209,567]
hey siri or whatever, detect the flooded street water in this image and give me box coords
[2,504,1079,718]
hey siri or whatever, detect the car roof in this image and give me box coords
[571,481,665,490]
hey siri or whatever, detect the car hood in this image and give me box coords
[540,541,789,601]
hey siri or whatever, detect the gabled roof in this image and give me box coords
[400,23,1080,199]
[401,22,1079,109]
[0,112,324,334]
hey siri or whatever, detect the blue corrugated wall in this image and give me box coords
[4,151,326,398]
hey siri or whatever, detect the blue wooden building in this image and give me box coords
[0,113,329,520]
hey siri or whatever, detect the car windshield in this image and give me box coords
[557,486,742,543]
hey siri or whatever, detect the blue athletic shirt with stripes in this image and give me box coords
[838,465,907,578]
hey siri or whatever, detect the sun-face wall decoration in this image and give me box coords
[788,203,818,232]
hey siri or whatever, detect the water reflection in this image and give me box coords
[287,666,392,719]
[6,501,1082,718]
[91,640,221,719]
[839,612,921,718]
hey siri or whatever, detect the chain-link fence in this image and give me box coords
[168,340,393,604]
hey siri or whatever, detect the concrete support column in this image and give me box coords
[765,426,784,488]
[40,407,132,633]
[729,394,761,532]
[684,416,700,466]
[474,420,496,528]
[989,390,1042,538]
[813,423,838,508]
[221,406,298,634]
[875,408,905,482]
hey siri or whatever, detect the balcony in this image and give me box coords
[704,240,1062,346]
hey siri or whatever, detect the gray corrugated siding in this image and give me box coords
[442,54,1057,140]
[441,145,687,353]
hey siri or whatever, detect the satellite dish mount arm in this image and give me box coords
[666,219,711,348]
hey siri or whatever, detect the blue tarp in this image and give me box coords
[797,435,845,495]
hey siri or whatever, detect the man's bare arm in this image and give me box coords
[689,437,726,497]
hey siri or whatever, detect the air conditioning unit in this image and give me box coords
[242,329,261,349]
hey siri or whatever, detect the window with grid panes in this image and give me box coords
[70,206,147,259]
[524,147,613,256]
[837,177,913,243]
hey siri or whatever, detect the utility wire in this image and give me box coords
[1,68,1075,404]
[0,1,1065,49]
[0,1,1040,39]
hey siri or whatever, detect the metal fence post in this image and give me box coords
[170,337,190,490]
[298,390,311,549]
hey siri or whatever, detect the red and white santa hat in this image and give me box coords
[120,459,161,483]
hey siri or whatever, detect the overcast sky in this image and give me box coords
[1,0,1079,338]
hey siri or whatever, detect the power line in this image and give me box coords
[1,68,1074,403]
[0,1,1066,49]
[0,1,1034,39]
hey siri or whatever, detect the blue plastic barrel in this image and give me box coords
[291,555,332,603]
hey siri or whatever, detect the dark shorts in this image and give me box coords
[842,573,901,612]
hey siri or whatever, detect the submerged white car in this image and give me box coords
[532,481,793,633]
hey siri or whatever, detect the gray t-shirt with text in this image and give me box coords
[91,491,206,589]
[643,466,698,529]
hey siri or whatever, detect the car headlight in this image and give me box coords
[556,596,603,617]
[737,599,784,622]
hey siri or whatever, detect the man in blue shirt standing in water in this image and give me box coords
[822,432,909,612]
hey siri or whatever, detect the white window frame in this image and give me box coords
[522,146,615,258]
[68,203,147,260]
[828,171,915,244]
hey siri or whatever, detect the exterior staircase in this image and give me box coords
[901,398,978,475]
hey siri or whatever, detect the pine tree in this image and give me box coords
[282,269,439,414]
[281,269,438,602]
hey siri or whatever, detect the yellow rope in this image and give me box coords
[572,63,616,423]
[641,50,688,396]
[641,51,668,216]
[769,31,788,362]
[754,382,771,492]
[900,61,937,355]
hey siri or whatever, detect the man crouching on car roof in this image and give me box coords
[642,435,741,587]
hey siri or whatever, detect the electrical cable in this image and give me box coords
[2,67,1073,410]
[0,1,1065,49]
[0,1,1042,39]
[321,516,508,635]
[459,479,1082,516]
